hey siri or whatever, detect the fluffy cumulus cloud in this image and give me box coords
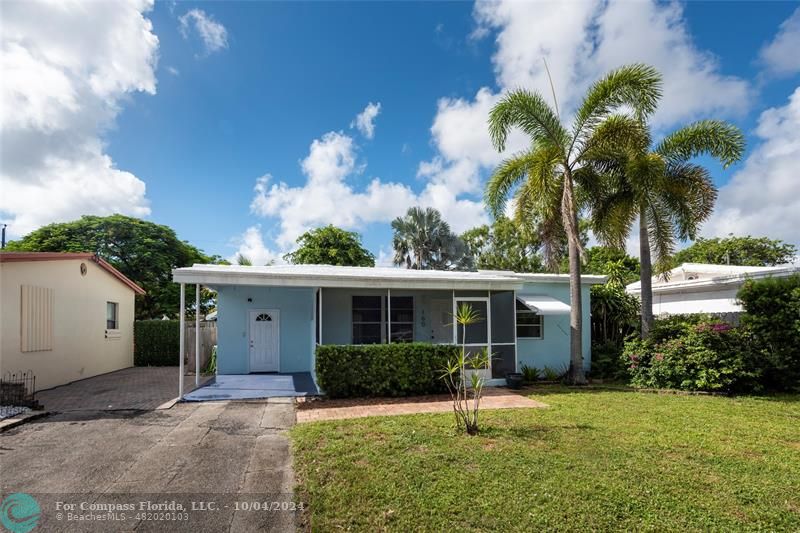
[0,0,158,237]
[412,0,752,238]
[703,87,800,246]
[228,226,285,266]
[760,7,800,77]
[351,102,381,139]
[179,9,228,54]
[248,128,488,251]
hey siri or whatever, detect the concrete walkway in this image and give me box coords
[0,401,299,532]
[296,387,546,423]
[183,373,318,401]
[36,367,208,411]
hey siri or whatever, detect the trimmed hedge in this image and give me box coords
[738,274,800,391]
[134,320,180,366]
[316,343,460,398]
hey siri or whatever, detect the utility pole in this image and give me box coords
[1,224,6,249]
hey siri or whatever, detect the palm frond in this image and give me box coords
[571,64,662,155]
[659,163,717,240]
[488,89,569,152]
[644,197,676,275]
[654,120,745,168]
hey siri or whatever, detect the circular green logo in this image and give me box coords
[1,493,40,533]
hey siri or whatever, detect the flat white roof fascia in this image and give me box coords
[172,264,524,290]
[627,265,800,295]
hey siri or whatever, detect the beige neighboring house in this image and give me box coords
[626,262,800,315]
[0,252,145,391]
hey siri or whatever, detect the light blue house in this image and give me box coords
[171,264,605,398]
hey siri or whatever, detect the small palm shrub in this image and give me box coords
[441,303,490,435]
[520,364,541,383]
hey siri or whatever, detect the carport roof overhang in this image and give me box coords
[172,264,524,291]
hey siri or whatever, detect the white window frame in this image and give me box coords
[106,301,121,340]
[351,295,383,345]
[515,300,543,339]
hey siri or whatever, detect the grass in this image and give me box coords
[290,386,800,532]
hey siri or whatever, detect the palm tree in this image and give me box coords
[485,64,662,384]
[588,118,745,337]
[391,206,473,270]
[236,254,253,266]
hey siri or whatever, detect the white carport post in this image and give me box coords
[179,283,185,399]
[195,284,200,387]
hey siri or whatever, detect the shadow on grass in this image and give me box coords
[480,422,594,440]
[522,384,637,397]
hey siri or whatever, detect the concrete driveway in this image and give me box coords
[0,400,299,532]
[35,367,207,411]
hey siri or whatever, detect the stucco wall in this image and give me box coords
[215,285,315,374]
[0,259,135,390]
[516,282,592,372]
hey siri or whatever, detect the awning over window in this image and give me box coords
[516,294,571,315]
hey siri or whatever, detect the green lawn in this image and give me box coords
[291,387,800,532]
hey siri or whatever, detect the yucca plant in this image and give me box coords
[441,303,491,435]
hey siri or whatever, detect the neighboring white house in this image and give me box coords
[0,252,145,391]
[625,262,800,315]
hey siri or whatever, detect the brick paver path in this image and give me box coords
[296,387,546,423]
[36,367,210,411]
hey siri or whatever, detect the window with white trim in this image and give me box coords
[388,296,414,343]
[352,296,382,344]
[351,295,415,344]
[106,301,119,330]
[516,300,542,339]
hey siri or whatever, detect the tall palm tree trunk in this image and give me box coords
[639,206,654,338]
[563,175,586,385]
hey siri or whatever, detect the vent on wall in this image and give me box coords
[20,285,54,352]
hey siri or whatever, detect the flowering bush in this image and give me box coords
[622,316,759,392]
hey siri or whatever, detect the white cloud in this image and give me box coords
[703,86,800,246]
[471,0,750,127]
[350,102,382,139]
[166,66,179,76]
[0,0,158,237]
[760,7,800,77]
[407,0,753,247]
[228,226,284,265]
[249,130,485,249]
[179,9,228,54]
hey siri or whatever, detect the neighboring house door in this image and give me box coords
[249,310,280,372]
[429,299,452,343]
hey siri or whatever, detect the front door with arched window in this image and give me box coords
[249,309,280,372]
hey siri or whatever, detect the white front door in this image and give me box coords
[249,309,280,372]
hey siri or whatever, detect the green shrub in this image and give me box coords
[590,340,629,381]
[316,343,459,398]
[134,320,180,366]
[622,317,758,392]
[738,274,800,391]
[520,364,540,383]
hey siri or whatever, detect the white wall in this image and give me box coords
[1,259,135,390]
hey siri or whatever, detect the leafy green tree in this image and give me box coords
[461,216,544,273]
[582,246,640,283]
[392,207,473,270]
[6,214,217,319]
[236,254,254,266]
[284,225,375,267]
[589,117,745,338]
[485,64,661,384]
[673,236,796,267]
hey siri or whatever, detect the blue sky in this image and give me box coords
[3,1,800,263]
